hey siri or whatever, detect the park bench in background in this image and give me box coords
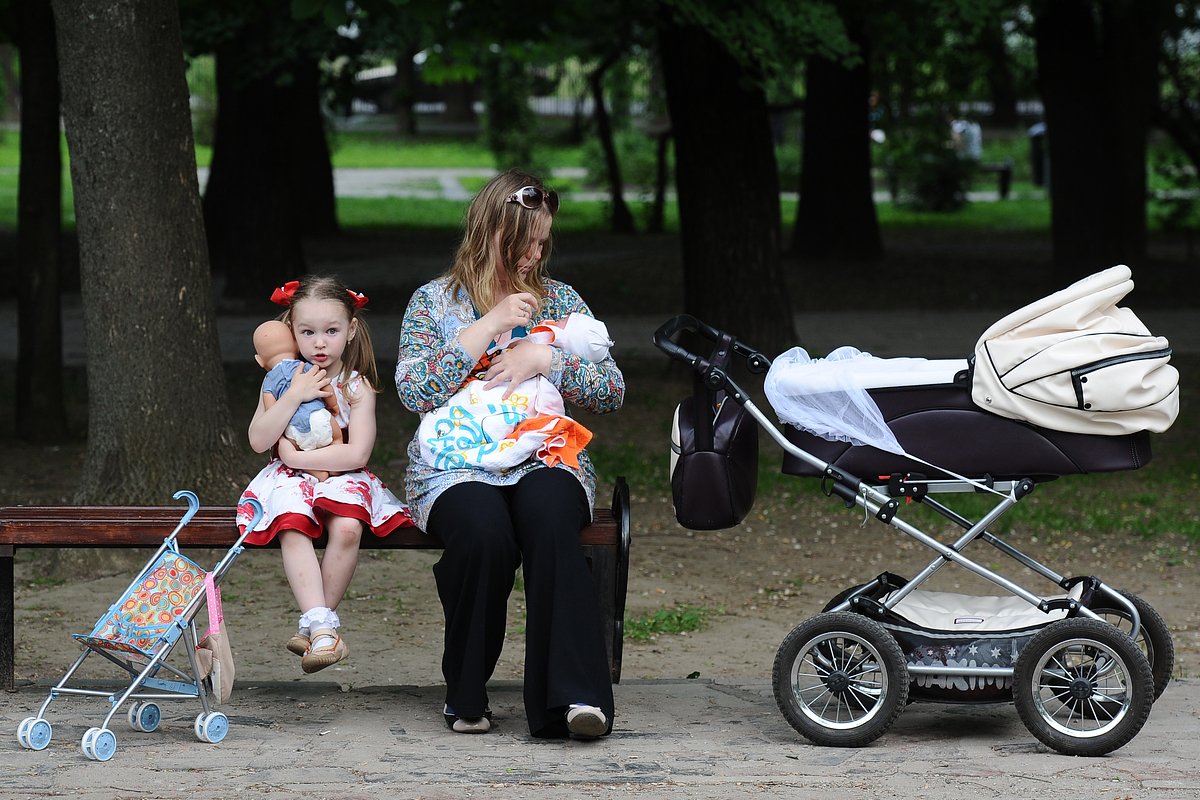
[979,158,1014,199]
[0,478,631,691]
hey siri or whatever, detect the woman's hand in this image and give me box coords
[481,292,540,338]
[483,340,552,399]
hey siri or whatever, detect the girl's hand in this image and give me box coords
[286,362,332,403]
[482,292,539,338]
[483,340,552,399]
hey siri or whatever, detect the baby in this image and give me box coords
[253,320,343,482]
[417,313,612,472]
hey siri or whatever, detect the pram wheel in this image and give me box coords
[1086,590,1174,701]
[127,701,162,732]
[195,711,229,743]
[1013,618,1154,756]
[772,611,909,747]
[17,717,52,751]
[81,726,117,761]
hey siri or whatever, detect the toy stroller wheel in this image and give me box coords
[194,713,206,740]
[1013,618,1153,756]
[90,728,117,762]
[197,711,229,744]
[127,702,144,731]
[17,716,33,747]
[137,702,161,733]
[19,717,51,751]
[81,726,100,759]
[772,611,909,747]
[1087,590,1174,701]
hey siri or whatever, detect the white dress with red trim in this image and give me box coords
[236,371,413,545]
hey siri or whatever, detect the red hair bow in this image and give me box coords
[346,289,369,309]
[270,280,300,306]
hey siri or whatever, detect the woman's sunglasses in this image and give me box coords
[506,185,560,214]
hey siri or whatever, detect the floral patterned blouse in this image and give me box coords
[394,276,625,529]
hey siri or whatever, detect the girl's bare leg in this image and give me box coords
[320,515,363,611]
[279,529,326,612]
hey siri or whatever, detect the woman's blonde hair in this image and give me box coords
[278,275,379,394]
[446,168,556,312]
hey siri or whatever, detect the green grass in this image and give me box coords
[624,604,716,642]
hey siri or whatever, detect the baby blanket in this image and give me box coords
[418,314,612,472]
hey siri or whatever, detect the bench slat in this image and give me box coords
[0,506,619,548]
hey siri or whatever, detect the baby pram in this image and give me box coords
[15,491,263,761]
[654,293,1176,757]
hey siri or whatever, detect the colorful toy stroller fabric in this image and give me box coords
[72,552,206,658]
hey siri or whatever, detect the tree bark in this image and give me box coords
[15,0,68,442]
[1034,0,1166,281]
[792,17,882,262]
[658,19,795,356]
[53,0,240,504]
[588,55,636,234]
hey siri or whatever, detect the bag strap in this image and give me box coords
[202,572,223,637]
[691,332,737,452]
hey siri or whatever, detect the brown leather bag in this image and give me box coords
[669,335,759,530]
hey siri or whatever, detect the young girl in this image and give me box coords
[237,276,412,674]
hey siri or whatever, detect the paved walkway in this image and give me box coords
[4,678,1198,798]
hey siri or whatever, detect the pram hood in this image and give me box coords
[971,265,1179,435]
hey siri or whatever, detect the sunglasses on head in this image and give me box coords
[506,185,560,214]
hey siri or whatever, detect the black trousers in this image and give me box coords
[425,468,615,737]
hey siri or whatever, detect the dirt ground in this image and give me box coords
[5,227,1198,692]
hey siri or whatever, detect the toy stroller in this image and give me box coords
[655,268,1177,757]
[15,491,263,761]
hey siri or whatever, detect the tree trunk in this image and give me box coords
[204,36,329,300]
[393,47,418,136]
[1034,0,1165,281]
[53,0,240,504]
[659,19,795,356]
[792,18,881,262]
[588,56,636,234]
[15,0,68,442]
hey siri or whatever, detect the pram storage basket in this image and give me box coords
[654,311,1172,757]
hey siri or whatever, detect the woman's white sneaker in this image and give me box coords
[566,704,607,739]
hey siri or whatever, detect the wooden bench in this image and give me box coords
[980,159,1014,199]
[0,478,631,691]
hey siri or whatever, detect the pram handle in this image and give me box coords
[653,315,772,370]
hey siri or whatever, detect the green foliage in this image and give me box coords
[884,121,976,212]
[625,604,715,641]
[1149,149,1200,236]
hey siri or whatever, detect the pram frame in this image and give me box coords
[17,491,264,760]
[655,314,1162,756]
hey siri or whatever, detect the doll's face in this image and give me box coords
[290,298,356,373]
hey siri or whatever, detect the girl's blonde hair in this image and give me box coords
[447,168,556,312]
[278,275,379,393]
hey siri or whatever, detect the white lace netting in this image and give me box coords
[764,346,912,455]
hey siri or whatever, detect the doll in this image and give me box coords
[253,319,343,482]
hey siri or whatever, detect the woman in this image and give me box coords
[395,169,624,738]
